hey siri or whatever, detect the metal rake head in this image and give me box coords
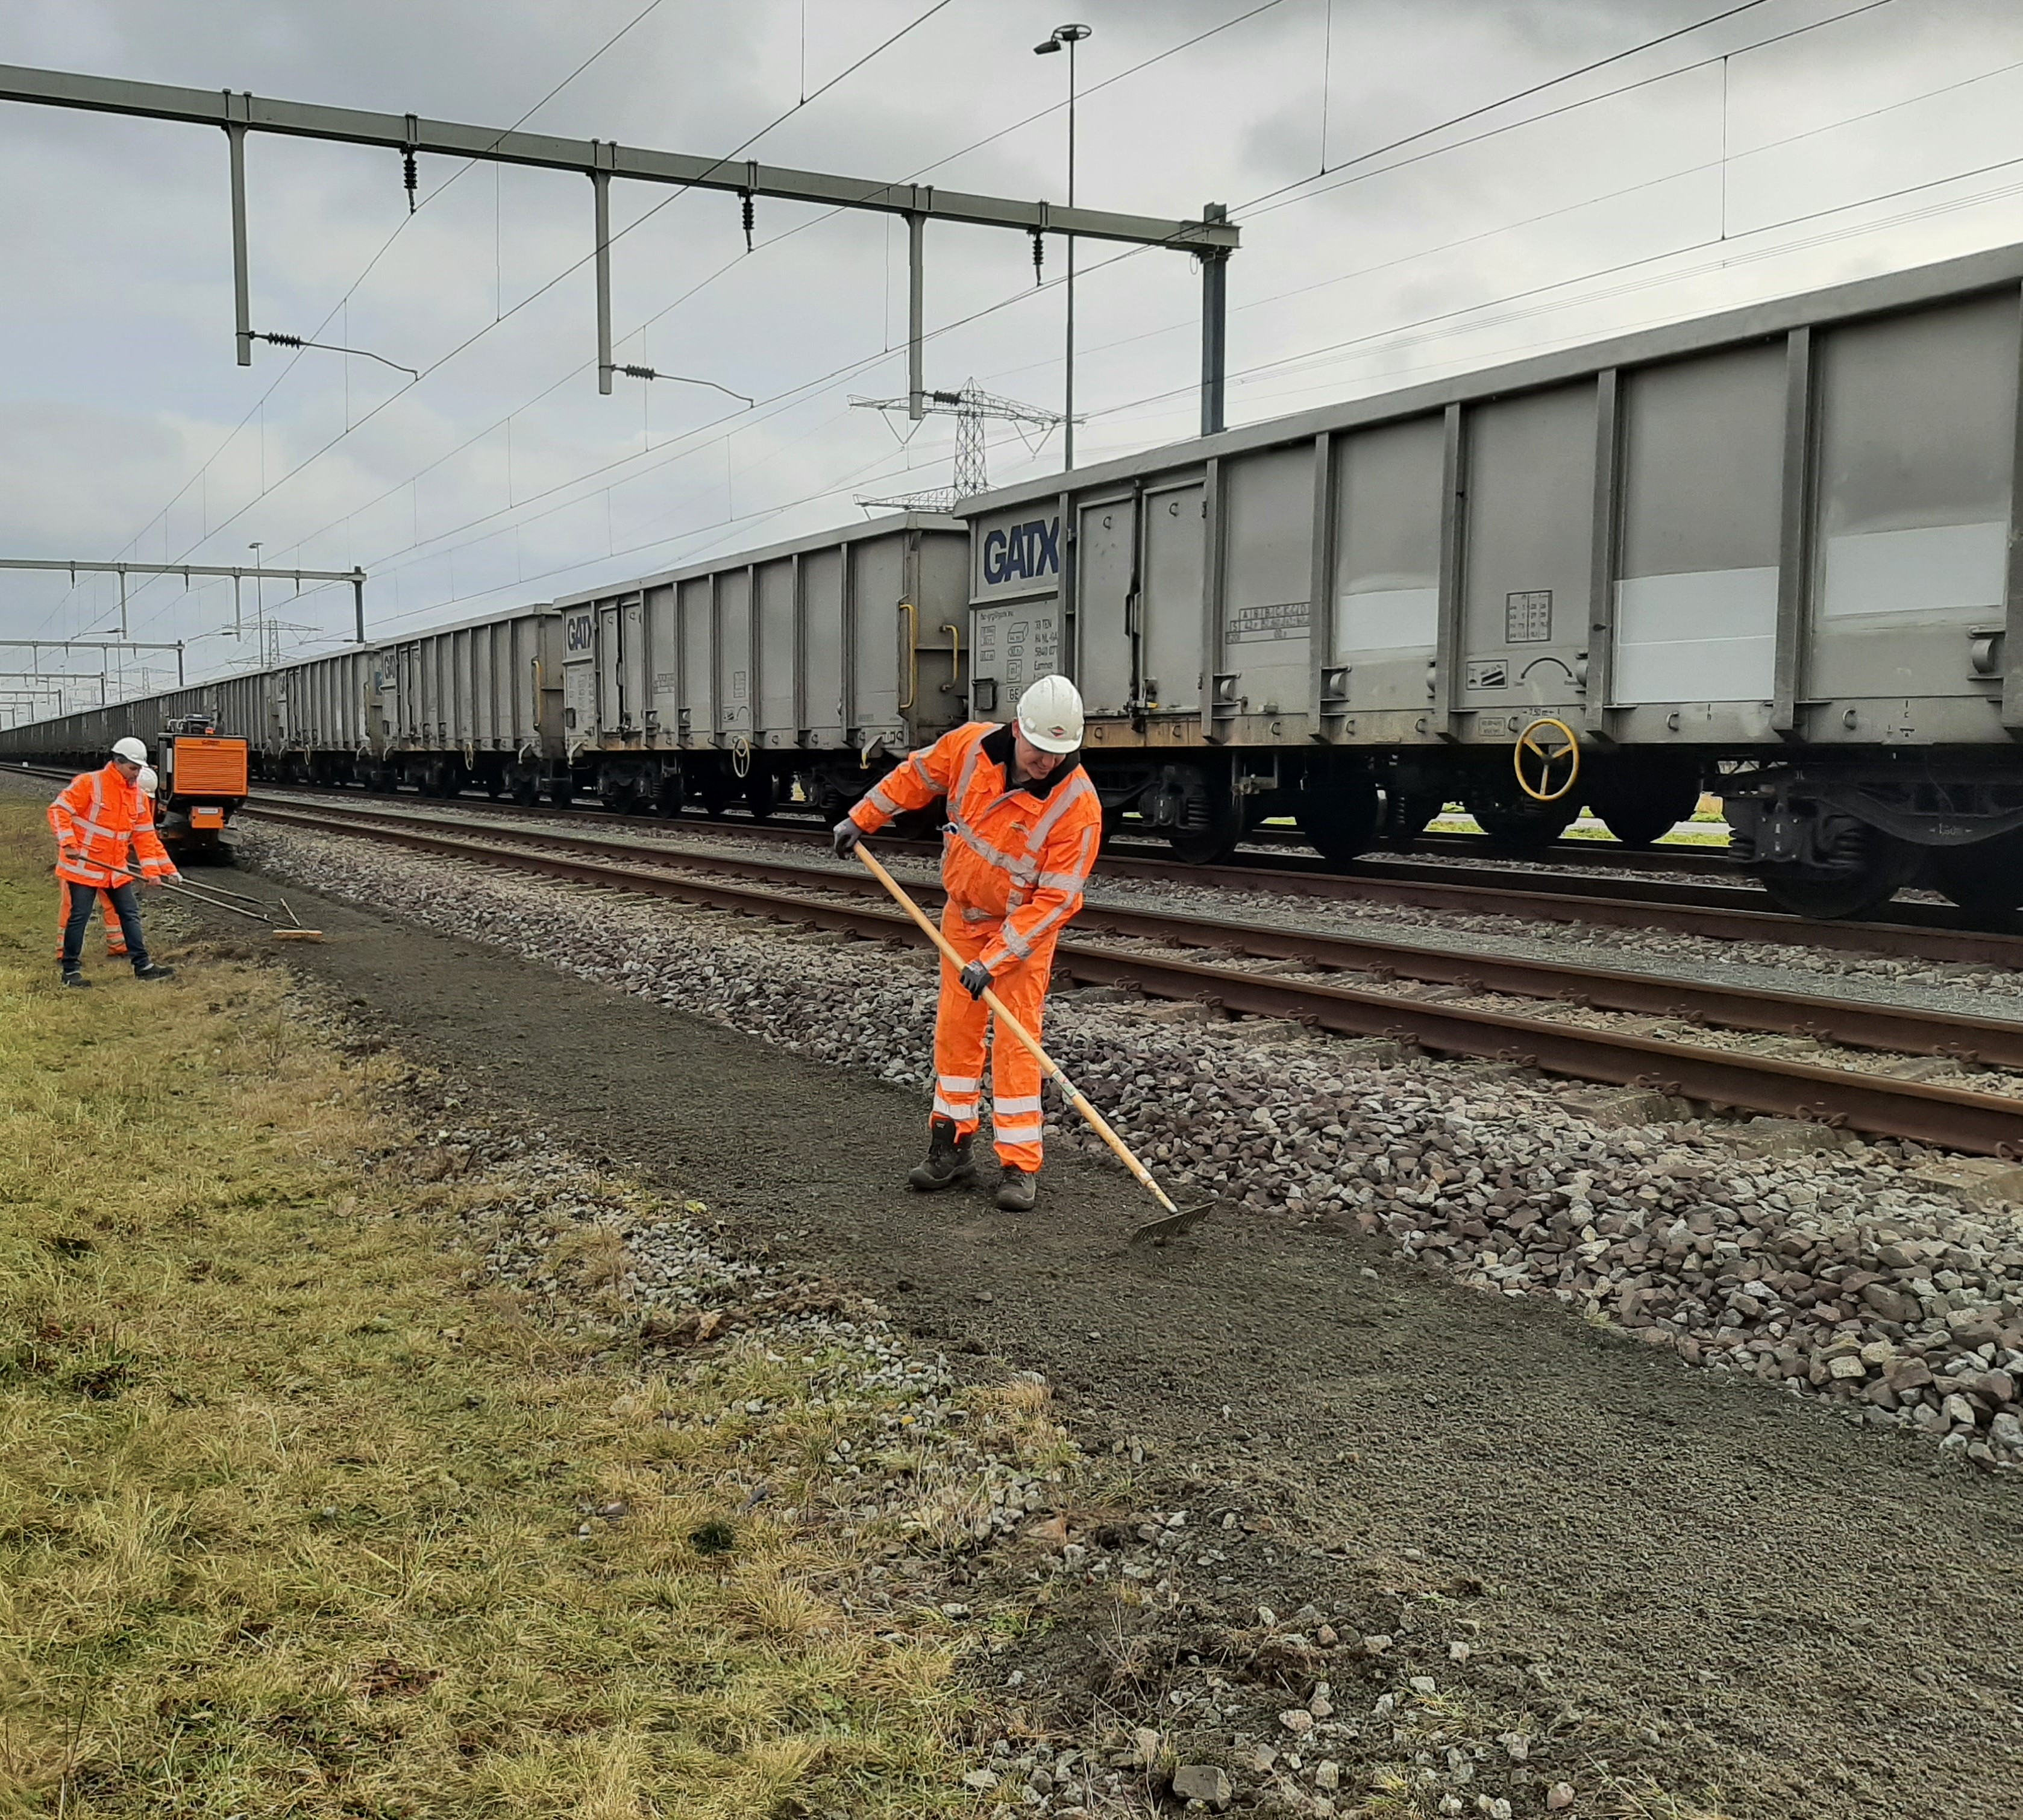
[1128,1200,1217,1246]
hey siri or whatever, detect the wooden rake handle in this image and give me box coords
[853,841,1179,1216]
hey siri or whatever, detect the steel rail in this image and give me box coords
[237,801,2023,1155]
[232,782,2023,968]
[262,778,1738,876]
[242,797,2023,1064]
[13,765,2019,967]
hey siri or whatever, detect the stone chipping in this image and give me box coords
[237,819,2023,1473]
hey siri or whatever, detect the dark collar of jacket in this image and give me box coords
[980,721,1083,800]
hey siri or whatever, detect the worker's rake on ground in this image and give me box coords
[853,841,1214,1244]
[164,877,324,942]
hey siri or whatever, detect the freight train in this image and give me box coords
[9,239,2023,920]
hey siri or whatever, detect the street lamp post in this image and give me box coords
[1035,22,1091,469]
[248,540,266,665]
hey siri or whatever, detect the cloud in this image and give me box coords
[2,0,2022,687]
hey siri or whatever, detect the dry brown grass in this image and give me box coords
[0,797,998,1817]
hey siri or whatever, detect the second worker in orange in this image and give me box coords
[835,674,1098,1213]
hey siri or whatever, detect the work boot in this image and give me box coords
[908,1117,975,1192]
[133,964,177,982]
[60,972,90,990]
[996,1166,1038,1213]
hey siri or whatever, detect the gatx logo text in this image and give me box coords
[981,517,1060,587]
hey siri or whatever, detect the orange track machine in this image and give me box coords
[155,715,249,859]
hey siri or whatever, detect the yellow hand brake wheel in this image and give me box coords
[1513,717,1581,803]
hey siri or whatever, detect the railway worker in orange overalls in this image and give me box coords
[49,737,180,988]
[833,674,1098,1212]
[52,763,157,966]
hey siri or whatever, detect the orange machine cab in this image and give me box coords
[158,727,249,851]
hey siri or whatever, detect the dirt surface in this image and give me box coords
[184,877,2023,1818]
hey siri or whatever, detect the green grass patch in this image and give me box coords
[0,801,1002,1816]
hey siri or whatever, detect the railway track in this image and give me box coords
[231,780,2023,968]
[11,762,2015,963]
[239,796,2023,1156]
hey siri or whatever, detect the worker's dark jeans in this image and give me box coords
[61,879,148,974]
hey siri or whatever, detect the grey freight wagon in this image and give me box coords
[0,607,567,803]
[374,607,565,798]
[553,513,967,816]
[239,606,562,795]
[0,679,268,771]
[964,238,2023,916]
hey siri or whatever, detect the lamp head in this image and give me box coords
[1035,22,1091,52]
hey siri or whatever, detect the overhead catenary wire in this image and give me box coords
[92,0,1321,675]
[35,0,680,649]
[1242,0,1789,215]
[104,0,1299,654]
[123,0,1748,651]
[97,0,965,660]
[1080,142,2023,431]
[178,51,2023,670]
[981,31,2023,394]
[1240,0,1899,221]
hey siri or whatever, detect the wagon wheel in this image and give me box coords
[1513,717,1581,805]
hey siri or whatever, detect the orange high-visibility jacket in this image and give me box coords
[849,720,1102,974]
[48,763,174,889]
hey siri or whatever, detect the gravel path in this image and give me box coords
[141,820,2023,1820]
[224,814,2023,1477]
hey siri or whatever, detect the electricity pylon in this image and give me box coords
[852,379,1067,513]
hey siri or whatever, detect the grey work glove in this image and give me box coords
[960,959,993,1000]
[832,818,863,859]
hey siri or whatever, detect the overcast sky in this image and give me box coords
[3,0,2022,704]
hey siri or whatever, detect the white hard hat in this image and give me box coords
[1015,672,1084,754]
[137,765,158,797]
[111,736,148,765]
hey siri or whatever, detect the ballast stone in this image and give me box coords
[1171,1763,1232,1806]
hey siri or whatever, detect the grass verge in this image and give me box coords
[0,799,1031,1816]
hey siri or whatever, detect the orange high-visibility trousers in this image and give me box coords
[55,883,127,958]
[930,900,1055,1170]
